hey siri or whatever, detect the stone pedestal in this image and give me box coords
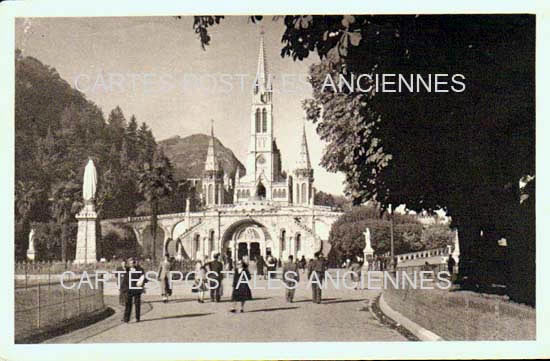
[363,228,374,271]
[26,248,36,261]
[74,205,98,264]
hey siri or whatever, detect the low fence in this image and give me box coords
[382,268,535,340]
[396,247,450,264]
[396,264,448,274]
[15,259,195,284]
[15,276,105,341]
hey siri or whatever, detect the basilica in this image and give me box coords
[201,34,313,209]
[101,34,342,263]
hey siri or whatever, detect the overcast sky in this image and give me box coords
[15,16,346,195]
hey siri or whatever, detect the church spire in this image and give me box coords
[296,122,311,170]
[255,29,270,90]
[204,119,219,172]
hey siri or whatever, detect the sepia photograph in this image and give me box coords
[1,3,546,359]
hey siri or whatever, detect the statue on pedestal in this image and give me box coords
[362,227,374,270]
[450,229,460,264]
[26,228,36,261]
[74,159,99,264]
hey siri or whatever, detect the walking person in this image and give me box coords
[226,252,233,271]
[282,255,300,302]
[192,260,207,303]
[266,254,276,279]
[122,257,146,323]
[230,260,252,313]
[207,252,224,302]
[255,254,266,280]
[299,255,307,273]
[447,254,456,282]
[157,253,173,303]
[307,251,327,304]
[115,259,127,306]
[350,256,362,290]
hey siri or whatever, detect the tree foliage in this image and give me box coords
[190,15,535,303]
[328,205,424,258]
[14,52,178,261]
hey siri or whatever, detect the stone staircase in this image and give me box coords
[176,219,203,241]
[293,219,330,255]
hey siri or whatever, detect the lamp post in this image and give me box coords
[389,204,395,271]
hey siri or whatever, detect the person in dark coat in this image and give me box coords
[307,251,327,304]
[115,259,127,306]
[207,253,224,302]
[255,254,266,279]
[298,255,307,273]
[230,260,252,313]
[122,257,146,323]
[225,253,234,271]
[282,255,300,302]
[266,255,277,279]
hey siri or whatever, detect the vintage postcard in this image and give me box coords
[1,1,548,360]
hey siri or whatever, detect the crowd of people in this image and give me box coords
[114,251,458,323]
[115,251,330,322]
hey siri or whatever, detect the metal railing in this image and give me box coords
[15,276,105,340]
[15,259,196,279]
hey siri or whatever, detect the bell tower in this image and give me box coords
[203,119,224,206]
[293,123,314,205]
[246,30,275,198]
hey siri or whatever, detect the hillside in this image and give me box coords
[159,134,246,181]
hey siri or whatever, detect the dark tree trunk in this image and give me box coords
[61,222,68,263]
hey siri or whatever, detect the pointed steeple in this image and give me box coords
[204,119,219,172]
[296,123,311,170]
[255,29,270,90]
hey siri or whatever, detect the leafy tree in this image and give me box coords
[299,16,535,304]
[188,15,535,303]
[421,224,456,250]
[50,180,82,262]
[137,149,175,260]
[14,181,44,259]
[328,206,424,261]
[15,52,170,261]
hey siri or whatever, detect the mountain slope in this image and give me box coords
[159,134,246,181]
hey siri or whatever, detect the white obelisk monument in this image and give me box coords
[74,159,98,264]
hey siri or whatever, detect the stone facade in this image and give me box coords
[102,202,340,262]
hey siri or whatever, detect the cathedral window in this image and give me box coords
[209,230,215,254]
[301,183,307,204]
[281,230,286,251]
[194,234,200,254]
[296,233,301,252]
[208,184,214,205]
[255,109,261,133]
[282,189,286,198]
[262,109,268,132]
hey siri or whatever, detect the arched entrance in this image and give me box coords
[221,219,270,263]
[256,181,266,200]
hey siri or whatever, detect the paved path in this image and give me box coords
[50,273,407,343]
